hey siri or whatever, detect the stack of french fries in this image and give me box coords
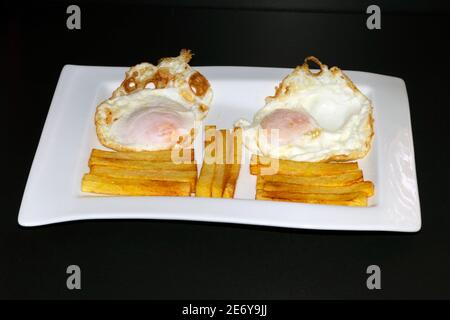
[82,148,197,196]
[196,126,242,198]
[251,155,374,206]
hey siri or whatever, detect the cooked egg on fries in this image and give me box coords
[235,56,374,162]
[95,49,213,152]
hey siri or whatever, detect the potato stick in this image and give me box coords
[258,170,363,186]
[223,127,242,198]
[91,148,194,162]
[256,190,368,207]
[89,156,197,171]
[204,125,217,148]
[222,166,240,198]
[82,174,191,196]
[250,155,359,176]
[196,164,216,197]
[257,195,368,207]
[90,165,197,192]
[211,164,227,197]
[196,125,217,197]
[257,178,374,196]
[211,129,230,198]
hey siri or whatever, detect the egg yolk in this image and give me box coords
[260,108,315,144]
[124,110,188,146]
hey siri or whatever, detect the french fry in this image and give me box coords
[195,166,216,196]
[223,127,242,198]
[257,178,374,196]
[211,129,231,198]
[196,125,217,197]
[256,190,368,207]
[250,155,359,176]
[89,156,197,171]
[82,174,191,196]
[258,170,363,186]
[91,148,194,163]
[90,165,197,192]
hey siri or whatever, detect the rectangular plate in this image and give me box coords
[18,65,421,231]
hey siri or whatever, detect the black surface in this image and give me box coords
[3,1,450,299]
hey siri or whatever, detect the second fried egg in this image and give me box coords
[235,57,374,162]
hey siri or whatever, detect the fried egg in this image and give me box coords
[235,57,374,162]
[95,49,213,152]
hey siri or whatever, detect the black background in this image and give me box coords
[3,0,450,299]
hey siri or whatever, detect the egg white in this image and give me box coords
[96,89,200,151]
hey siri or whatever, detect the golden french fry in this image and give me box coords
[257,178,374,196]
[256,190,368,207]
[82,174,191,196]
[258,170,363,187]
[250,155,359,176]
[196,125,217,197]
[223,127,242,198]
[90,165,197,192]
[204,125,217,148]
[89,156,197,171]
[195,163,215,198]
[196,165,215,197]
[91,148,194,163]
[211,129,231,198]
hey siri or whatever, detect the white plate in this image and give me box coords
[18,65,421,231]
